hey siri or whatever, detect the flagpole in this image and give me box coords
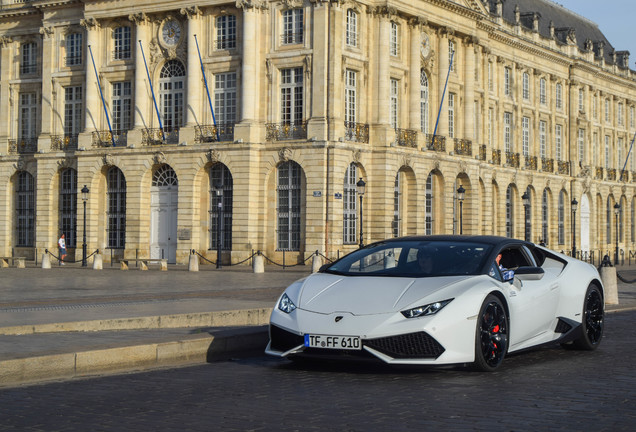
[138,40,165,142]
[194,34,220,141]
[431,49,455,148]
[88,45,116,147]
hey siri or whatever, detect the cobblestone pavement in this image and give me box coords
[0,310,633,432]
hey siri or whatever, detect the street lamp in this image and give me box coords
[457,185,465,235]
[215,183,223,269]
[81,185,89,267]
[522,191,530,242]
[571,198,578,258]
[357,177,366,248]
[614,202,621,265]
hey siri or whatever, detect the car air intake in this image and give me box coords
[364,331,445,359]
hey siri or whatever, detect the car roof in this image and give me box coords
[373,235,530,249]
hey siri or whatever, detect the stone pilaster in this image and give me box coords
[38,26,56,152]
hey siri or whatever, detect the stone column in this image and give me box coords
[408,18,426,133]
[38,26,56,152]
[463,37,476,141]
[82,17,101,134]
[131,13,151,131]
[370,7,393,145]
[307,0,329,141]
[233,2,262,143]
[180,6,203,144]
[436,27,451,138]
[0,37,12,153]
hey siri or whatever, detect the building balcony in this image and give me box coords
[343,122,369,143]
[142,128,179,145]
[492,149,501,165]
[266,122,307,141]
[595,167,604,179]
[525,155,538,170]
[478,144,487,161]
[620,170,629,182]
[454,138,472,156]
[542,158,554,173]
[92,130,128,147]
[607,168,617,181]
[194,123,235,143]
[557,161,570,175]
[51,134,78,151]
[8,138,37,154]
[395,128,418,148]
[505,151,520,168]
[425,134,446,152]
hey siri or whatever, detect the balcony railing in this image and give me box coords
[454,138,472,156]
[607,168,617,181]
[281,32,303,45]
[395,128,418,148]
[557,161,570,175]
[8,138,37,154]
[425,134,446,152]
[142,128,179,145]
[194,123,235,143]
[112,49,131,61]
[51,134,78,151]
[525,155,538,170]
[92,130,128,147]
[542,158,554,173]
[478,144,487,161]
[215,38,236,50]
[505,151,520,168]
[595,167,604,179]
[343,122,369,143]
[266,122,307,141]
[492,149,501,165]
[620,170,629,182]
[20,63,37,75]
[65,55,82,67]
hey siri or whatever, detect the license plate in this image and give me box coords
[304,334,362,350]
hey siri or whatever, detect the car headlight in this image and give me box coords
[278,293,297,314]
[401,299,453,319]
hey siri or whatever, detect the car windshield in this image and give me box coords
[324,240,494,277]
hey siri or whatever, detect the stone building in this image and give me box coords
[0,0,634,265]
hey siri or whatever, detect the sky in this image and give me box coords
[551,0,636,67]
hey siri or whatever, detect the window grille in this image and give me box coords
[277,161,302,251]
[522,73,529,100]
[282,9,303,45]
[420,70,429,134]
[343,163,357,244]
[66,33,82,66]
[112,82,132,133]
[113,26,131,60]
[15,171,35,247]
[59,169,77,248]
[216,15,236,50]
[555,125,562,161]
[152,165,178,187]
[209,164,233,251]
[107,167,126,249]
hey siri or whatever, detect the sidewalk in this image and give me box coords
[1,263,635,387]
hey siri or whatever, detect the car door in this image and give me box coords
[500,245,560,348]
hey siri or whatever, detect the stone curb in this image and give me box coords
[0,326,269,388]
[0,308,274,335]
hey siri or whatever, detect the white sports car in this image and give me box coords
[265,236,605,371]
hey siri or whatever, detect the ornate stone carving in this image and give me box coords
[206,149,220,163]
[153,152,167,165]
[180,6,202,19]
[235,0,267,10]
[279,147,292,162]
[401,156,412,168]
[352,150,362,163]
[57,158,76,170]
[103,154,117,167]
[408,17,427,28]
[80,17,99,30]
[128,12,150,25]
[0,36,13,47]
[39,27,54,39]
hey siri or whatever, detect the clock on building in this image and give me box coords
[161,18,182,47]
[420,32,431,58]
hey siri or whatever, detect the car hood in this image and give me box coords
[297,273,471,315]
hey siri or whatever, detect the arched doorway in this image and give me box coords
[580,194,591,254]
[150,165,178,263]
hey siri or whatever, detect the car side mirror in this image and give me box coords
[514,266,545,281]
[318,263,330,273]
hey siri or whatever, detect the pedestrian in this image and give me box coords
[58,234,66,265]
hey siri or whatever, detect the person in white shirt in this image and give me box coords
[58,234,67,265]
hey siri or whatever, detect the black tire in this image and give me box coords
[571,284,604,350]
[473,295,508,372]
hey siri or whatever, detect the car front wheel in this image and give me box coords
[473,295,508,372]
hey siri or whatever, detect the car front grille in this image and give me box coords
[364,331,445,359]
[270,324,304,352]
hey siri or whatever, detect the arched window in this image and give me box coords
[107,167,126,249]
[277,161,302,251]
[209,164,233,251]
[59,168,77,248]
[343,163,358,245]
[542,189,549,244]
[15,171,35,247]
[420,70,429,134]
[558,191,566,245]
[159,60,186,132]
[506,185,514,238]
[152,165,178,187]
[425,173,434,235]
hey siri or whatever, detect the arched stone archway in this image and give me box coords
[150,164,178,263]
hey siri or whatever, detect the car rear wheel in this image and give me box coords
[571,283,604,350]
[473,295,508,372]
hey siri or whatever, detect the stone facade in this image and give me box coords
[0,0,634,265]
